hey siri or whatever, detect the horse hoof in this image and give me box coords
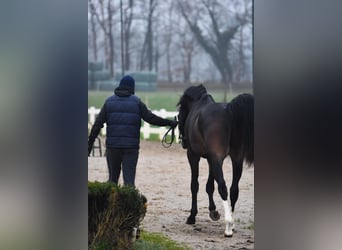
[224,231,233,237]
[209,210,220,221]
[186,217,196,224]
[224,222,234,237]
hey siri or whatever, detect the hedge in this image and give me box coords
[88,62,104,72]
[88,182,147,250]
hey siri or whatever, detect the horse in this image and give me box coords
[177,84,254,237]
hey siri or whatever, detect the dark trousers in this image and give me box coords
[106,148,139,186]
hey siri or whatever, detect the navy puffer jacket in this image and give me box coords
[105,94,141,148]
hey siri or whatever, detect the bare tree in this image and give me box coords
[177,0,249,98]
[93,0,108,69]
[89,0,98,61]
[120,0,125,74]
[123,0,134,71]
[140,0,157,71]
[154,34,160,73]
[175,24,198,84]
[92,0,115,76]
[164,0,174,82]
[87,0,252,86]
[230,0,252,82]
[106,0,115,77]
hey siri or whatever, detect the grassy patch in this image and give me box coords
[134,231,190,250]
[88,182,147,249]
[144,133,160,141]
[88,90,236,111]
[88,91,113,109]
[90,241,111,250]
[244,220,254,230]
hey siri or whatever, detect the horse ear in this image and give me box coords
[199,84,207,93]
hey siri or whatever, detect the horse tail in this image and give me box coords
[226,93,254,165]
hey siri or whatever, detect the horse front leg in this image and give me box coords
[186,150,200,224]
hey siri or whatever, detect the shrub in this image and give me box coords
[88,182,147,250]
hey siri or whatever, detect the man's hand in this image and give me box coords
[170,120,178,128]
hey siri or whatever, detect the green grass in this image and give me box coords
[143,133,160,141]
[247,221,255,230]
[88,90,237,111]
[90,230,190,250]
[244,220,255,230]
[134,230,190,250]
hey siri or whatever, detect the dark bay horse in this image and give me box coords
[177,84,254,237]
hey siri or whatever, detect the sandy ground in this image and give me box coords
[88,140,254,250]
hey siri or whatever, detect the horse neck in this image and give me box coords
[179,94,214,134]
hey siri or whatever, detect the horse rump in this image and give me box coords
[226,93,254,165]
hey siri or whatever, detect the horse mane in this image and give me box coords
[177,84,208,143]
[177,84,207,108]
[226,93,254,165]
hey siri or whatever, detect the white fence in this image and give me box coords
[88,106,179,142]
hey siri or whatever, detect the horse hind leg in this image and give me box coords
[223,200,234,237]
[230,159,243,213]
[219,182,234,237]
[209,158,234,237]
[224,159,243,235]
[206,166,220,221]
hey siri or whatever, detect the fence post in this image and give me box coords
[88,106,98,125]
[141,121,151,140]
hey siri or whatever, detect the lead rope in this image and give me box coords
[162,116,177,148]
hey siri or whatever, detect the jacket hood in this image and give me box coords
[114,86,133,97]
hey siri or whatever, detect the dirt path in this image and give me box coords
[88,140,254,250]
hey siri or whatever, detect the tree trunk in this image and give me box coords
[237,27,245,82]
[89,0,98,61]
[140,0,156,72]
[124,3,134,71]
[108,32,114,77]
[184,50,192,84]
[166,0,173,82]
[120,0,125,75]
[140,36,147,70]
[95,0,110,70]
[166,44,173,82]
[107,1,114,77]
[154,37,159,73]
[104,38,109,70]
[147,0,155,71]
[124,29,130,71]
[147,18,153,71]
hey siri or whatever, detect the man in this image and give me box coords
[88,75,178,186]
